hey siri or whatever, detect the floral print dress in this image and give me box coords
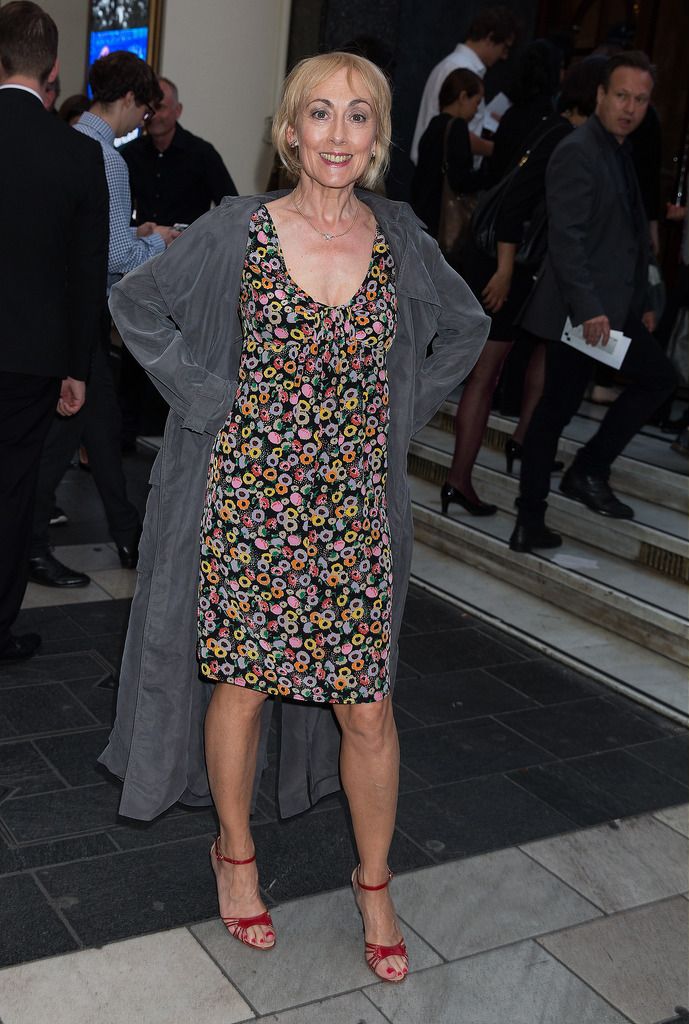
[197,206,397,704]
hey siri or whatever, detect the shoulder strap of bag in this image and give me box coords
[441,117,455,177]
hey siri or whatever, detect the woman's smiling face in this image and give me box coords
[288,67,378,190]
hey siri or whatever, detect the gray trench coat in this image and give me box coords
[100,192,489,820]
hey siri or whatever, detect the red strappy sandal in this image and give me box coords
[210,838,275,950]
[351,865,409,982]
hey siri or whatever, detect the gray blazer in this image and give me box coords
[520,114,650,340]
[99,192,490,821]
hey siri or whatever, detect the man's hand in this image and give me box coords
[136,221,157,238]
[152,226,182,247]
[57,378,86,416]
[666,202,688,223]
[582,314,610,347]
[482,269,512,313]
[642,310,656,333]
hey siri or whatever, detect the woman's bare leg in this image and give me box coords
[512,340,546,445]
[447,339,513,501]
[204,682,273,945]
[333,695,406,980]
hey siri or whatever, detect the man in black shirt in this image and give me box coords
[121,76,237,226]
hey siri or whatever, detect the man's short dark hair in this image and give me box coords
[0,1,57,85]
[466,6,521,45]
[557,57,606,117]
[89,50,163,108]
[602,50,656,90]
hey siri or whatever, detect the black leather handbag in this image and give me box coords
[471,121,564,269]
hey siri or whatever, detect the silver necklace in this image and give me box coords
[292,197,360,241]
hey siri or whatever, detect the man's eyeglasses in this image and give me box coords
[141,103,156,123]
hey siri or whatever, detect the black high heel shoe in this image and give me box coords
[505,438,564,475]
[440,483,497,517]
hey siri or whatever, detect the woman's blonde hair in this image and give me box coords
[272,52,392,191]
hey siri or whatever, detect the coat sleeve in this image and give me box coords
[65,139,109,380]
[108,223,236,435]
[545,142,604,325]
[412,232,491,434]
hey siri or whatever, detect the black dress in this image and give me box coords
[457,114,572,341]
[410,113,482,239]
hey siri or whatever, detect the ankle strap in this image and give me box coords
[356,865,393,891]
[213,837,256,866]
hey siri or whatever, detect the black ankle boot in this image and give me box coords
[509,520,562,553]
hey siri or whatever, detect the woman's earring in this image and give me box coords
[370,149,376,160]
[290,140,298,149]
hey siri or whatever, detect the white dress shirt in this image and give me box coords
[410,43,486,165]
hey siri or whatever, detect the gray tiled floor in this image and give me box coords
[539,897,689,1024]
[1,808,686,1024]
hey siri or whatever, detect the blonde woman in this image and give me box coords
[101,51,489,982]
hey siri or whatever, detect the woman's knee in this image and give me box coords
[209,682,267,720]
[336,698,397,750]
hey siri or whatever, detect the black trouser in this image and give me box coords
[0,371,60,648]
[31,342,140,557]
[518,317,677,525]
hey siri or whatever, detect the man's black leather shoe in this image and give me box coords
[28,552,90,587]
[117,537,140,569]
[559,468,634,519]
[0,633,41,662]
[509,522,562,553]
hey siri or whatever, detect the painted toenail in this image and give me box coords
[386,967,395,974]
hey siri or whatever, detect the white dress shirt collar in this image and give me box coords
[0,83,43,104]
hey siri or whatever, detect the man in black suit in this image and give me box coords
[510,51,676,553]
[0,1,108,659]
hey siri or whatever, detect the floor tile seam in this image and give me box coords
[29,867,84,951]
[389,820,440,868]
[651,807,689,837]
[0,723,112,747]
[530,938,640,1024]
[107,825,218,856]
[626,743,689,784]
[515,845,608,915]
[0,832,121,873]
[25,741,81,793]
[184,925,264,1019]
[504,759,688,824]
[649,814,689,844]
[0,673,112,694]
[485,707,673,765]
[408,574,689,727]
[531,740,689,772]
[517,822,689,914]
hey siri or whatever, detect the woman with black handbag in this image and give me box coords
[410,68,484,253]
[441,58,605,515]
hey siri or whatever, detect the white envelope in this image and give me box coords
[560,317,631,370]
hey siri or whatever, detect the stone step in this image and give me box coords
[410,540,688,724]
[410,429,689,584]
[409,474,688,666]
[431,403,688,513]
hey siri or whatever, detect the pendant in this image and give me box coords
[322,232,334,241]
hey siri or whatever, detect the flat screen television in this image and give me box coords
[87,0,163,145]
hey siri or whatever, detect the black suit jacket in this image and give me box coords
[0,87,108,379]
[520,114,650,341]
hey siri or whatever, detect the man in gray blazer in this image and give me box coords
[510,51,676,553]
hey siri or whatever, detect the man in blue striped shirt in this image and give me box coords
[29,52,178,588]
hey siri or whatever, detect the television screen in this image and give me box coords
[87,1,157,144]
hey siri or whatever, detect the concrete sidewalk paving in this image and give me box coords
[1,806,686,1024]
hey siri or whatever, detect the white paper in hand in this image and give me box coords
[560,318,631,370]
